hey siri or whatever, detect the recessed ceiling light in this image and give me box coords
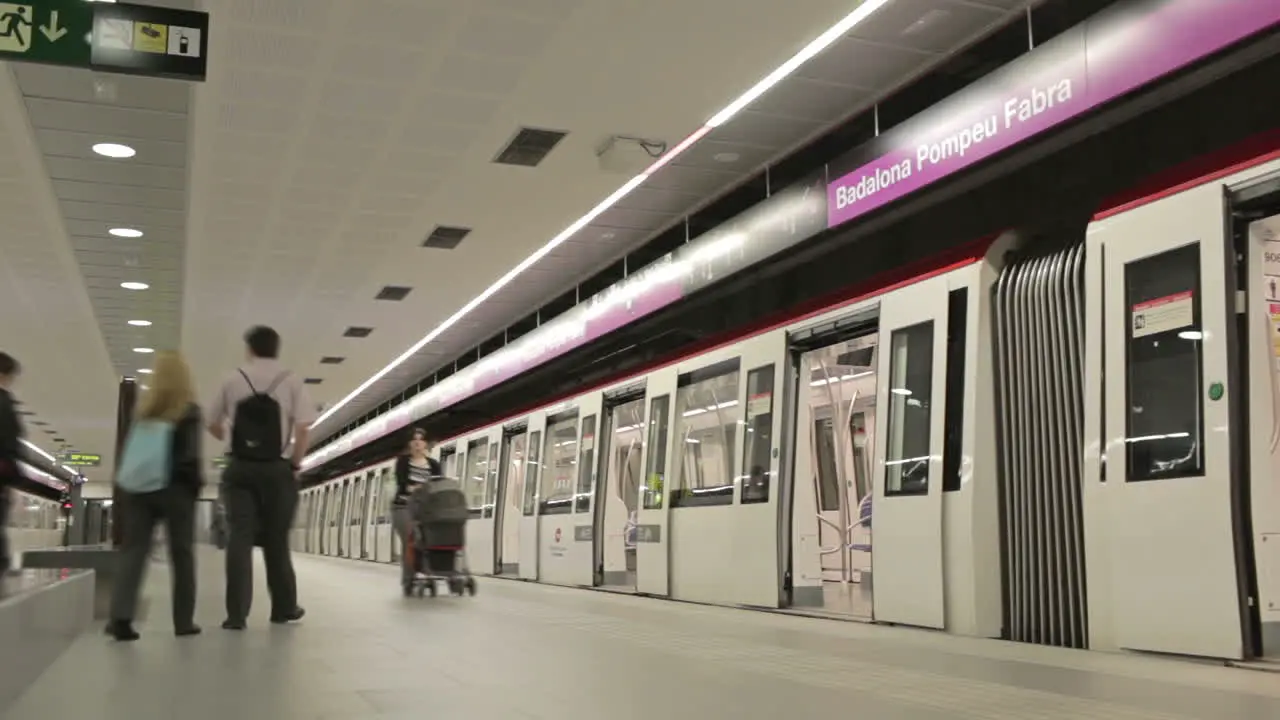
[133,347,154,354]
[713,152,740,163]
[127,319,152,327]
[137,368,153,374]
[120,281,149,290]
[110,228,143,238]
[93,142,136,158]
[139,384,150,390]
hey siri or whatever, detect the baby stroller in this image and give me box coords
[405,476,477,598]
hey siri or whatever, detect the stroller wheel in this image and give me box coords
[448,579,463,596]
[427,582,438,598]
[466,578,477,596]
[402,582,413,598]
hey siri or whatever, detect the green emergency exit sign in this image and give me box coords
[0,1,208,81]
[0,0,92,68]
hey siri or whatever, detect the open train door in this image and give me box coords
[871,274,950,629]
[636,365,677,596]
[517,411,547,580]
[1089,182,1245,659]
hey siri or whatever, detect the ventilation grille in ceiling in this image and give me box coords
[304,378,323,385]
[343,327,373,338]
[494,127,567,167]
[320,356,345,365]
[52,437,65,443]
[422,225,471,250]
[375,286,412,301]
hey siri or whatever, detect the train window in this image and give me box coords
[1124,243,1204,482]
[885,321,934,497]
[642,395,670,510]
[671,360,741,508]
[541,415,580,515]
[814,417,841,511]
[523,430,543,516]
[464,439,489,518]
[483,442,500,518]
[575,415,598,513]
[943,288,969,493]
[740,364,775,504]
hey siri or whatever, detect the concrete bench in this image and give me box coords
[0,569,94,713]
[20,545,146,620]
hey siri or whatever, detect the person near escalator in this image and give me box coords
[392,427,441,593]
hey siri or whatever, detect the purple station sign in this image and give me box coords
[826,0,1280,229]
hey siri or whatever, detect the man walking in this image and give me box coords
[207,326,314,629]
[0,352,23,574]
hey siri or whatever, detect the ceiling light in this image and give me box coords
[120,281,148,290]
[133,347,154,354]
[307,0,894,433]
[127,319,152,327]
[110,228,143,238]
[139,384,150,390]
[713,152,740,163]
[137,368,153,374]
[21,439,56,463]
[92,142,136,158]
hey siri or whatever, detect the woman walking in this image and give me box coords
[106,351,204,641]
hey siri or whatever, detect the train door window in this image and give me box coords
[814,415,841,511]
[643,395,671,510]
[885,322,934,496]
[541,414,579,515]
[379,467,396,524]
[465,439,489,517]
[741,364,775,503]
[484,442,500,518]
[574,415,598,513]
[523,430,543,515]
[671,359,741,507]
[440,446,458,477]
[1124,243,1205,481]
[849,412,870,501]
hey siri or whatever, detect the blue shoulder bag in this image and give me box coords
[117,419,175,494]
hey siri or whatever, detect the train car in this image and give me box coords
[294,141,1280,661]
[4,475,64,564]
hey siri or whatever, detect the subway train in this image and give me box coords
[4,474,65,564]
[293,146,1280,661]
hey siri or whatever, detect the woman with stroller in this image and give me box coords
[106,351,204,641]
[393,427,441,594]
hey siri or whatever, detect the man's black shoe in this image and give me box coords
[221,619,246,630]
[270,606,305,624]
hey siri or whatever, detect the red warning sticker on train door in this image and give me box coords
[1131,291,1193,338]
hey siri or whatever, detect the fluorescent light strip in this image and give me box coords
[22,439,56,463]
[309,0,894,432]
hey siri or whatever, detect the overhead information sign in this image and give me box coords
[0,1,208,81]
[59,452,102,468]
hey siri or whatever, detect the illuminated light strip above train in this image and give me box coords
[308,0,897,433]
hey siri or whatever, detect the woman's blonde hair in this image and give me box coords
[136,351,195,422]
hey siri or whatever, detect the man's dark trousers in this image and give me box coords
[224,458,298,622]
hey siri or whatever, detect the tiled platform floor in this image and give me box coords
[7,548,1280,719]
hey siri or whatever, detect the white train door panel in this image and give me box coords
[735,333,786,607]
[375,465,395,563]
[495,427,528,575]
[541,396,602,587]
[518,412,547,580]
[637,367,677,596]
[465,428,501,575]
[873,275,949,629]
[1092,185,1244,659]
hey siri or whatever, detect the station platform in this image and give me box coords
[7,549,1280,720]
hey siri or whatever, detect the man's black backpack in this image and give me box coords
[230,370,289,461]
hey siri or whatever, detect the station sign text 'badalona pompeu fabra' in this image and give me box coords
[825,0,1280,230]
